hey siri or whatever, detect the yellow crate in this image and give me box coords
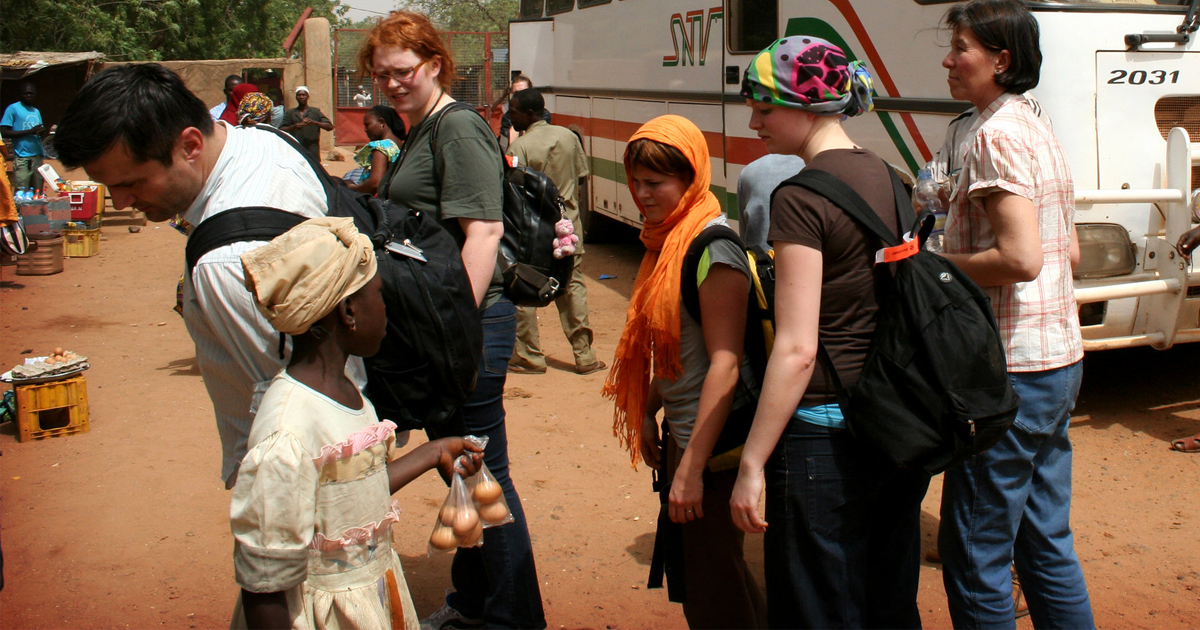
[63,228,100,258]
[15,374,90,442]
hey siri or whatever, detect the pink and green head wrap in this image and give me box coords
[741,36,875,117]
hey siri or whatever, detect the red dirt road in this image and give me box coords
[1,165,1198,628]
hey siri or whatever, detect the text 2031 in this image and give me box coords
[1108,69,1181,85]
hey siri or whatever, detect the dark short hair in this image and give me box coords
[512,74,533,90]
[369,105,407,139]
[944,0,1041,93]
[623,138,695,186]
[224,75,242,86]
[510,88,544,116]
[55,64,213,168]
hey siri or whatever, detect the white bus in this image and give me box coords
[510,0,1200,351]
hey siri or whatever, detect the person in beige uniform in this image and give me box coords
[505,88,606,375]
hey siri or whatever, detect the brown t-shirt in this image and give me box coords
[766,149,899,406]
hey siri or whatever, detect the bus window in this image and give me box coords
[547,0,574,15]
[578,0,610,7]
[728,0,778,54]
[519,0,545,19]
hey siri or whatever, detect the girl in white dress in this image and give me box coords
[230,217,481,629]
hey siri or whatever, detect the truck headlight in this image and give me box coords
[1075,223,1136,279]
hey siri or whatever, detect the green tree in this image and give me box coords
[1,0,349,61]
[405,0,518,32]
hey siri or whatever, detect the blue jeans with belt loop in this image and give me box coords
[427,297,546,628]
[940,361,1094,630]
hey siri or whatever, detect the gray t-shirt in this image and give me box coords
[383,104,505,309]
[657,217,758,449]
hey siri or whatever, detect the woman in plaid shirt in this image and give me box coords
[935,1,1094,628]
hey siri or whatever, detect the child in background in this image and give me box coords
[230,217,482,629]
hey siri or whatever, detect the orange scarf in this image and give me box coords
[601,115,722,467]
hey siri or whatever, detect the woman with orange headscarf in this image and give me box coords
[603,115,765,628]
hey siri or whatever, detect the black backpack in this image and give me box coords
[427,102,574,307]
[185,124,482,432]
[681,225,775,385]
[780,167,1020,475]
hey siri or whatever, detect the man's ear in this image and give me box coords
[178,127,205,164]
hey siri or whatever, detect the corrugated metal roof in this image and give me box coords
[1,51,105,79]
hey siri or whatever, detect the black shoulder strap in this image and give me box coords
[185,207,307,275]
[776,164,917,396]
[784,168,900,246]
[380,101,480,200]
[681,224,743,324]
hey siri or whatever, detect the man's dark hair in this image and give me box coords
[370,105,407,139]
[225,75,242,86]
[511,88,545,116]
[944,0,1041,93]
[55,64,214,168]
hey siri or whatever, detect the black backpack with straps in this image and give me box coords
[416,102,574,307]
[780,166,1020,475]
[185,124,482,433]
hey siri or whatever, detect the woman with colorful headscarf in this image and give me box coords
[728,36,930,628]
[235,92,274,127]
[602,115,765,628]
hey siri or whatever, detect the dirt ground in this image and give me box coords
[1,160,1198,629]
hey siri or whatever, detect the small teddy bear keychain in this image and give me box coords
[552,218,580,259]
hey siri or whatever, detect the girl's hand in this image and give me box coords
[433,438,484,479]
[730,466,768,533]
[669,468,704,523]
[638,414,662,470]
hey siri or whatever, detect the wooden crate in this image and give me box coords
[15,375,90,442]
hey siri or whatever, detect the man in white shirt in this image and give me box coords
[54,64,354,489]
[352,87,372,108]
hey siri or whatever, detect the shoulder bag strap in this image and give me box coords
[786,168,900,246]
[680,224,743,324]
[185,207,306,275]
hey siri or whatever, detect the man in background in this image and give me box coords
[352,86,372,107]
[208,75,243,123]
[505,88,604,376]
[498,75,549,153]
[1,83,45,192]
[281,86,333,161]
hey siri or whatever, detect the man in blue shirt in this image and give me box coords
[1,83,46,191]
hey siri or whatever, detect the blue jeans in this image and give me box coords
[763,420,930,629]
[427,298,546,628]
[940,361,1094,630]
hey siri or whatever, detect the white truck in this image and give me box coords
[510,0,1200,351]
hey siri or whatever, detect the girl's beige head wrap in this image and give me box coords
[241,216,378,335]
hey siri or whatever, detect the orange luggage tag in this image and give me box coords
[875,230,920,265]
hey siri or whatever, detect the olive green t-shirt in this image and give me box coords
[383,104,505,310]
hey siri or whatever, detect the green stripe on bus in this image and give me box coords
[589,155,737,218]
[784,17,921,174]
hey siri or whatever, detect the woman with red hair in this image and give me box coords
[358,11,544,630]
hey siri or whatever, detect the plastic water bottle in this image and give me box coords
[913,169,945,253]
[16,188,29,202]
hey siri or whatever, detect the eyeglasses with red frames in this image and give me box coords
[372,60,428,85]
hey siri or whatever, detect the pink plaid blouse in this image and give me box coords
[944,92,1083,372]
